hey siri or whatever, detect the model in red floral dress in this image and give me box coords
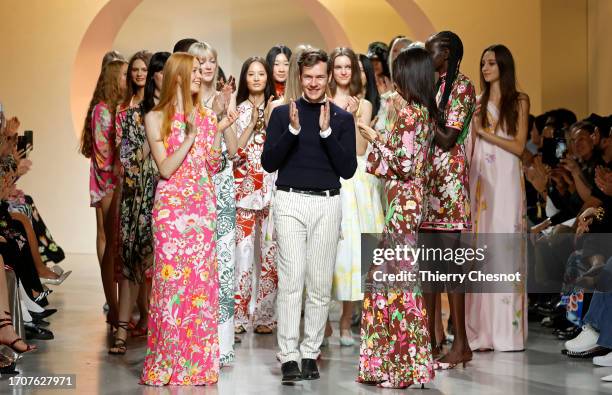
[358,102,435,388]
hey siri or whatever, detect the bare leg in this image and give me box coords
[339,301,353,332]
[135,280,150,329]
[423,291,439,353]
[99,192,118,326]
[0,256,36,352]
[9,213,58,280]
[95,207,105,265]
[109,277,139,353]
[438,292,472,363]
[435,293,445,345]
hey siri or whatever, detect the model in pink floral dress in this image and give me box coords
[140,107,222,386]
[358,103,435,387]
[420,72,475,231]
[89,102,118,207]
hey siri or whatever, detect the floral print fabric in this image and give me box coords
[117,104,158,282]
[359,103,435,387]
[89,102,118,207]
[141,107,222,386]
[420,72,476,231]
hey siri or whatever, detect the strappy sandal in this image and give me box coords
[0,313,37,354]
[254,325,273,335]
[108,321,129,355]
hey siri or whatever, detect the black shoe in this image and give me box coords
[24,322,54,340]
[29,309,57,320]
[281,361,302,384]
[301,358,320,380]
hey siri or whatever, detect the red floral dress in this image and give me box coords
[420,72,476,231]
[358,103,435,387]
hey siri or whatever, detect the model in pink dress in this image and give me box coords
[465,45,530,352]
[141,108,222,385]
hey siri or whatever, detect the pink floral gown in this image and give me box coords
[358,103,435,387]
[141,107,222,386]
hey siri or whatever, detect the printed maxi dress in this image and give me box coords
[117,103,158,282]
[358,103,435,387]
[141,107,222,386]
[465,101,527,351]
[233,100,277,329]
[213,145,236,365]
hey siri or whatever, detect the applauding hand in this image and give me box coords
[319,100,330,131]
[357,121,380,143]
[218,109,239,131]
[289,99,300,132]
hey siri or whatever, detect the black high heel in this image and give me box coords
[0,313,37,354]
[109,321,130,355]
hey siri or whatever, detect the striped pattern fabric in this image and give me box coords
[274,190,342,362]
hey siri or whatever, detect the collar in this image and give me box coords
[301,93,327,104]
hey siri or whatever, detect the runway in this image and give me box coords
[2,254,610,395]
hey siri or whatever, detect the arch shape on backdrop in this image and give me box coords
[70,0,436,136]
[385,0,436,42]
[69,0,351,136]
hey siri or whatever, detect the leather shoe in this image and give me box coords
[24,322,54,340]
[29,309,57,320]
[281,361,302,384]
[301,358,319,380]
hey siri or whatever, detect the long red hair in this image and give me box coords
[152,53,201,143]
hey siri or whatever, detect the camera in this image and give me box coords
[17,130,34,155]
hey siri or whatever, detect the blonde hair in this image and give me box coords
[283,44,312,104]
[153,53,201,143]
[188,42,219,89]
[80,59,127,158]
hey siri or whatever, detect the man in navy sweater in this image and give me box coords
[262,48,357,384]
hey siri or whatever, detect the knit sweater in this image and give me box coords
[262,97,357,190]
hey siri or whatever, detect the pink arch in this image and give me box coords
[385,0,436,41]
[70,0,141,136]
[69,0,350,135]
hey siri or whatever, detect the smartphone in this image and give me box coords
[17,130,33,154]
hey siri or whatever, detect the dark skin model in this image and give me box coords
[425,39,460,151]
[423,36,474,367]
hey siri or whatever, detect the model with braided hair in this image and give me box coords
[420,31,476,370]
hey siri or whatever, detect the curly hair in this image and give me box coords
[79,59,127,158]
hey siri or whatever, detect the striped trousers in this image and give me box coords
[274,189,342,362]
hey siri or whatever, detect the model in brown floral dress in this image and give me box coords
[358,103,435,388]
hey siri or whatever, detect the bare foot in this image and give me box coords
[0,313,37,353]
[38,267,60,280]
[325,321,333,338]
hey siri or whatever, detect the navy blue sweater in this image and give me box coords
[262,97,357,190]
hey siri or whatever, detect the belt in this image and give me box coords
[277,186,340,197]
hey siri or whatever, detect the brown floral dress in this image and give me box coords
[420,72,476,231]
[358,103,435,387]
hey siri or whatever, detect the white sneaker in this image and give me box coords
[565,325,599,353]
[594,351,612,367]
[602,374,612,382]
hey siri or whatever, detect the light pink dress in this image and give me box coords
[141,107,222,386]
[465,101,527,352]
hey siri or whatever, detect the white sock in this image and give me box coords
[20,301,33,322]
[19,285,44,313]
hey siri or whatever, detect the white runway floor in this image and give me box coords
[1,254,611,395]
